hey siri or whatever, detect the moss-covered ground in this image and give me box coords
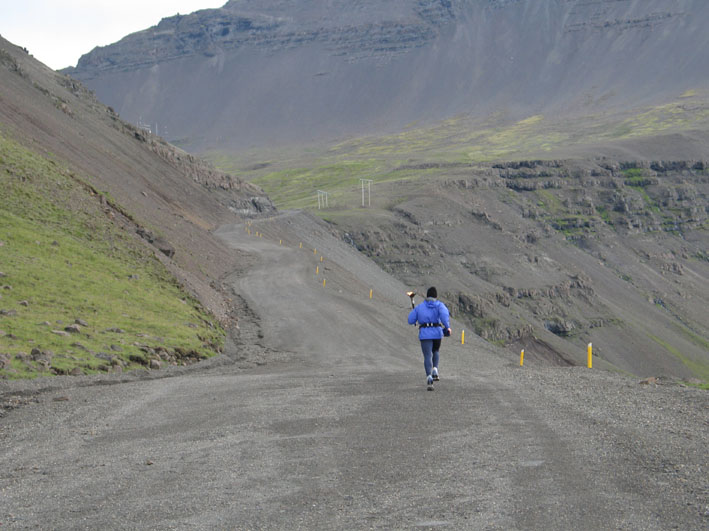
[0,133,224,379]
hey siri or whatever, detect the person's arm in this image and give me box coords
[440,303,451,334]
[408,307,418,325]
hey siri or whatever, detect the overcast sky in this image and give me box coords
[0,1,226,70]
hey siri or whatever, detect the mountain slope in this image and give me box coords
[0,36,274,377]
[64,0,709,152]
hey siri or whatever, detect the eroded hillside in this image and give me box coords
[0,36,274,378]
[251,158,708,380]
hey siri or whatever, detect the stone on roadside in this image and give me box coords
[105,327,125,333]
[64,324,81,334]
[639,377,658,385]
[75,319,89,327]
[0,353,11,368]
[69,367,83,376]
[110,344,123,352]
[149,359,162,370]
[19,300,29,307]
[0,309,17,316]
[52,330,70,337]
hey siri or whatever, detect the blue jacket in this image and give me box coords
[408,298,451,340]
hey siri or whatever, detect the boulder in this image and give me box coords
[153,237,175,258]
[64,324,82,334]
[30,349,53,362]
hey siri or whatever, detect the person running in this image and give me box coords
[408,287,451,390]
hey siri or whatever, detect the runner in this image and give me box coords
[407,287,451,390]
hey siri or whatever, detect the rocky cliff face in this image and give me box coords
[64,0,709,152]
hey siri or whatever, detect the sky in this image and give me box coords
[0,1,226,70]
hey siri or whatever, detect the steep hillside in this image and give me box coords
[0,133,223,378]
[64,0,709,152]
[0,36,274,377]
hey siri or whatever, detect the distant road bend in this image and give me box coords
[0,212,707,529]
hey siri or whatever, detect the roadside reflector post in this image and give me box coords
[279,239,282,245]
[461,330,465,345]
[520,349,524,366]
[587,343,592,368]
[323,278,326,287]
[316,266,319,275]
[299,242,302,248]
[320,256,323,262]
[369,289,373,299]
[314,248,317,255]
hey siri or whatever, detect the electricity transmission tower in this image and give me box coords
[360,179,373,207]
[317,190,329,209]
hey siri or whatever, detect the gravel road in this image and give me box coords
[1,212,707,530]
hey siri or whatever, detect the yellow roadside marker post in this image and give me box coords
[299,242,302,249]
[369,289,373,299]
[316,266,319,275]
[520,349,525,366]
[323,278,326,288]
[587,343,593,368]
[461,330,465,345]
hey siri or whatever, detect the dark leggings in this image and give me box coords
[420,339,442,376]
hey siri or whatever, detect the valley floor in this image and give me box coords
[0,212,706,529]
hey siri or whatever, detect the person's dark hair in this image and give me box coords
[426,286,437,298]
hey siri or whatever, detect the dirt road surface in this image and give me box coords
[1,212,707,529]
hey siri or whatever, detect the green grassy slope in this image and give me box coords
[206,93,709,211]
[0,133,224,379]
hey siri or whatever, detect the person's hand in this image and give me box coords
[447,328,452,335]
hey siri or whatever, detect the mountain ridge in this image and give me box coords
[64,0,709,153]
